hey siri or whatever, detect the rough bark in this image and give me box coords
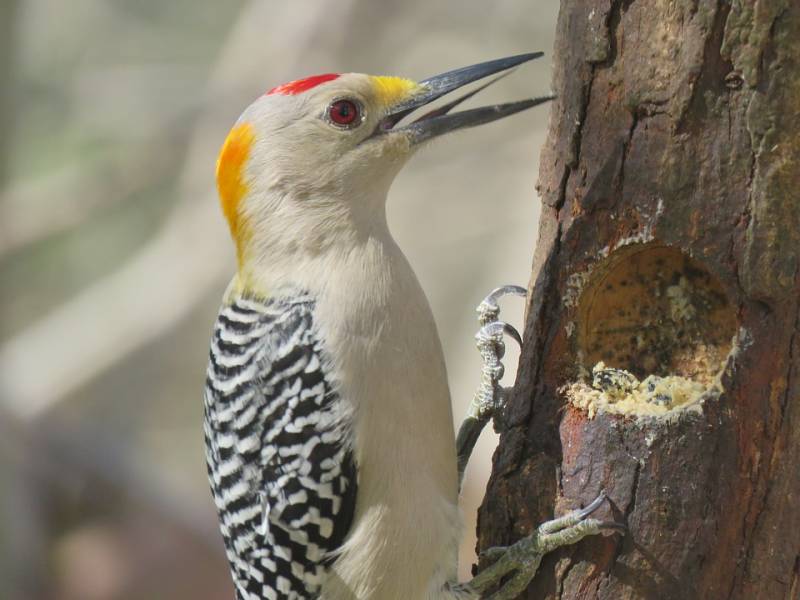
[477,1,800,599]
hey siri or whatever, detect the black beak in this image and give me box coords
[380,52,553,143]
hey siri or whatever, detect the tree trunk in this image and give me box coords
[477,1,800,599]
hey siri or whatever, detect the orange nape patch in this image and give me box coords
[216,122,255,267]
[266,73,341,96]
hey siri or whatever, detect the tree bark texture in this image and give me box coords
[477,2,799,599]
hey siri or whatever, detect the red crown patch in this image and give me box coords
[266,73,341,96]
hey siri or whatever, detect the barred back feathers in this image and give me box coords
[204,293,357,600]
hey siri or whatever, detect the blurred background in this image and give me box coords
[0,1,557,598]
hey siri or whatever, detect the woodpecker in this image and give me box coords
[204,53,621,600]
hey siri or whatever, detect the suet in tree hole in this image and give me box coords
[565,244,737,419]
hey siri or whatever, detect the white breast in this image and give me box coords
[311,234,461,600]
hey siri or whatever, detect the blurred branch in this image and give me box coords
[0,196,228,419]
[0,0,364,421]
[0,141,182,257]
[0,62,213,257]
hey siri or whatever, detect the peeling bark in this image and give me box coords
[477,1,800,599]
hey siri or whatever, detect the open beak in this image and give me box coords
[380,52,553,143]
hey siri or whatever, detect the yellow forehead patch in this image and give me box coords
[216,122,255,267]
[370,76,421,107]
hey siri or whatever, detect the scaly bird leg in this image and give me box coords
[457,286,526,488]
[466,491,626,599]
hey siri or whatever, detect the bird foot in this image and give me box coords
[467,491,625,599]
[473,284,525,429]
[456,285,526,485]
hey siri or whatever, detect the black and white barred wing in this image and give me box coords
[204,295,357,600]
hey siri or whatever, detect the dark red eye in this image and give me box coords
[328,99,361,127]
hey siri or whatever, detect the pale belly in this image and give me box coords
[315,262,460,599]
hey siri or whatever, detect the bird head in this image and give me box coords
[215,53,551,281]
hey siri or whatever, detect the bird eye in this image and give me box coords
[327,99,362,128]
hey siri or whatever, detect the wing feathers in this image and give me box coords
[205,294,357,599]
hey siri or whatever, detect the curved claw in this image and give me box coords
[482,284,528,308]
[502,322,522,349]
[477,321,523,349]
[477,284,527,326]
[576,489,608,519]
[598,521,628,535]
[575,491,626,535]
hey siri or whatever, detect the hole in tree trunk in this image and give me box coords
[565,244,738,418]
